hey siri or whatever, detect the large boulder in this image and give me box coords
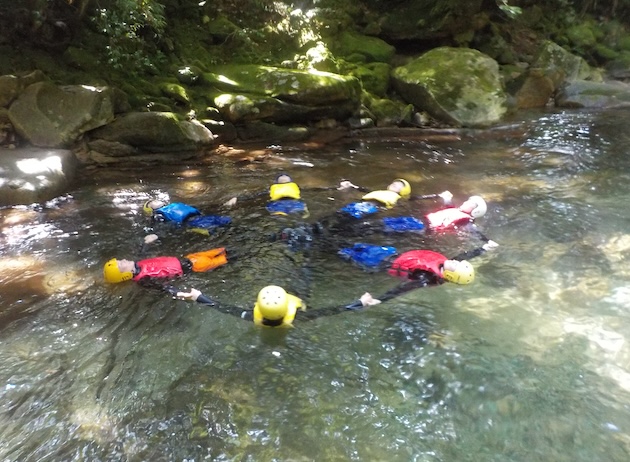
[0,148,77,206]
[513,69,556,109]
[507,41,603,110]
[0,71,47,108]
[392,47,507,127]
[530,40,595,91]
[213,93,358,124]
[202,65,361,123]
[329,31,396,63]
[8,82,116,148]
[84,111,217,162]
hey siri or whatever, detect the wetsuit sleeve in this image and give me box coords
[205,302,255,321]
[450,242,489,261]
[137,278,179,295]
[194,293,216,306]
[465,223,492,243]
[136,278,214,305]
[299,277,433,317]
[137,238,159,256]
[297,303,366,320]
[376,277,434,302]
[349,185,371,193]
[409,193,443,201]
[341,273,436,309]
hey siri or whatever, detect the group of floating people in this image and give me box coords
[103,173,498,328]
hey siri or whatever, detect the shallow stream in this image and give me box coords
[2,108,630,461]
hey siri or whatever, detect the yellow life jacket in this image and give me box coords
[361,190,402,208]
[269,182,301,201]
[253,294,305,328]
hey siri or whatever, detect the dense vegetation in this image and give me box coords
[1,0,629,110]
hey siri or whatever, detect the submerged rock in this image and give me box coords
[0,147,77,206]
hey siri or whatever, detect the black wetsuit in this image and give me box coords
[205,298,365,324]
[345,245,491,307]
[126,248,217,306]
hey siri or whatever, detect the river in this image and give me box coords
[1,108,630,461]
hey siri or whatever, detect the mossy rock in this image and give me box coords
[62,46,102,72]
[594,44,619,61]
[363,92,413,127]
[160,82,190,105]
[202,64,361,106]
[392,47,507,127]
[205,16,240,41]
[330,31,395,63]
[532,40,593,88]
[176,65,204,85]
[339,60,391,97]
[566,24,597,49]
[618,36,630,52]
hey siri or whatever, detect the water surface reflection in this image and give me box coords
[2,109,630,460]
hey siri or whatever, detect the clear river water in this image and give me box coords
[2,108,630,461]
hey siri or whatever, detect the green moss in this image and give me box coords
[339,61,391,97]
[618,36,630,52]
[160,82,190,105]
[205,16,240,41]
[594,44,619,61]
[331,31,395,63]
[566,24,597,49]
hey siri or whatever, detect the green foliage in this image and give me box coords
[91,0,167,73]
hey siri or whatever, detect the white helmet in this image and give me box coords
[463,195,487,219]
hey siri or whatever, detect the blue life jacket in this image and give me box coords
[340,202,379,219]
[266,199,308,216]
[186,215,232,230]
[382,216,425,233]
[338,243,397,268]
[155,202,200,223]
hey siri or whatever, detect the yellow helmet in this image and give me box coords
[143,199,165,216]
[442,260,475,285]
[103,258,133,283]
[255,285,289,320]
[393,178,411,198]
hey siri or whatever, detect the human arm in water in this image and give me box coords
[136,281,215,305]
[344,277,436,309]
[136,233,160,255]
[345,240,500,307]
[183,289,383,322]
[410,190,453,205]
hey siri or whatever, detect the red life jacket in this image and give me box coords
[425,207,472,231]
[388,250,446,279]
[133,256,184,281]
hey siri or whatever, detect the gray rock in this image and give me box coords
[8,82,115,148]
[392,47,507,127]
[556,80,630,108]
[0,148,77,206]
[531,40,595,91]
[87,112,217,153]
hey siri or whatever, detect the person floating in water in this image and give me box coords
[421,194,487,231]
[103,244,229,305]
[181,284,379,327]
[143,198,231,235]
[343,240,499,308]
[337,178,415,219]
[332,187,493,244]
[223,173,311,218]
[383,193,494,246]
[318,178,452,235]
